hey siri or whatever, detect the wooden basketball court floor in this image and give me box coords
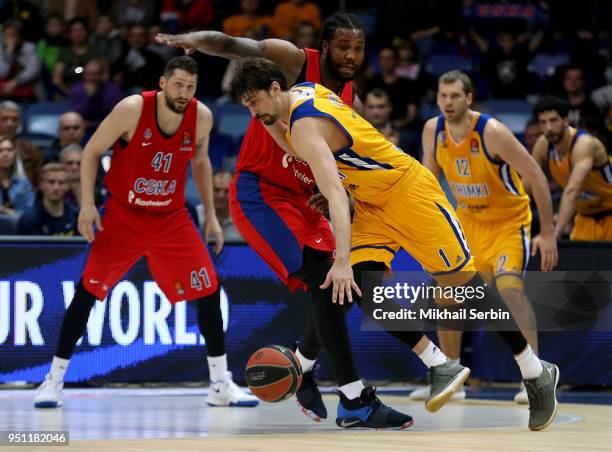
[1,387,610,451]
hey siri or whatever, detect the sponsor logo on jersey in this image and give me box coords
[134,178,177,196]
[182,130,192,146]
[470,138,480,155]
[144,128,153,140]
[328,92,344,107]
[174,280,185,296]
[449,181,490,198]
[134,198,173,207]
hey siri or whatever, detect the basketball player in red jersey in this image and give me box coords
[156,15,462,430]
[34,57,258,409]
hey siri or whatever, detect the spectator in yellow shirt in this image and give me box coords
[273,0,320,40]
[223,0,274,38]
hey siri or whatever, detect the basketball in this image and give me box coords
[245,345,303,403]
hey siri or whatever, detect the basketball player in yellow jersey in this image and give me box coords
[531,95,612,241]
[230,58,560,431]
[419,70,558,404]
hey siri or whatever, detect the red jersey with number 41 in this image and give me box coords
[235,48,354,195]
[105,90,197,212]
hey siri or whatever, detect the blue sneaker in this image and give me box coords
[296,364,327,421]
[335,386,413,430]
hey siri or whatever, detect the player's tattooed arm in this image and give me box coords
[156,32,305,85]
[192,103,224,253]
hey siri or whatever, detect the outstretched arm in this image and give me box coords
[156,32,305,85]
[291,117,361,305]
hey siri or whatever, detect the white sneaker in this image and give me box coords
[33,373,63,408]
[409,385,466,401]
[206,371,259,407]
[514,382,528,404]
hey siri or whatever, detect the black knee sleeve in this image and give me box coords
[297,247,359,385]
[56,280,97,359]
[194,287,225,357]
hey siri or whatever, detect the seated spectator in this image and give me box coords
[366,47,421,130]
[223,0,274,39]
[364,89,401,146]
[197,170,243,242]
[561,65,601,131]
[52,17,101,97]
[591,83,612,148]
[160,0,214,34]
[112,24,165,93]
[0,101,43,187]
[110,0,158,28]
[68,59,122,132]
[90,15,122,68]
[292,21,318,49]
[43,111,86,163]
[18,163,79,236]
[46,0,99,35]
[36,14,69,76]
[273,0,320,40]
[0,136,35,230]
[0,19,41,101]
[58,144,81,209]
[0,0,44,43]
[395,39,424,85]
[471,29,540,99]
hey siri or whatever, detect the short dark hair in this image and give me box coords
[164,56,198,78]
[366,88,391,104]
[230,58,287,103]
[438,70,473,95]
[68,16,89,31]
[533,95,569,119]
[318,12,365,51]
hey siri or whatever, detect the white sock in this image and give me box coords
[207,354,228,383]
[515,345,543,380]
[418,342,448,368]
[50,356,69,382]
[339,380,365,400]
[295,348,316,373]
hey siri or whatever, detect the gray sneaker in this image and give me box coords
[524,360,559,431]
[425,360,470,413]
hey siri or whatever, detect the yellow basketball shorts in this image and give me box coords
[459,215,531,290]
[570,212,612,241]
[350,165,475,277]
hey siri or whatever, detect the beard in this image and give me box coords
[325,52,355,83]
[256,113,278,125]
[165,93,189,114]
[546,128,565,145]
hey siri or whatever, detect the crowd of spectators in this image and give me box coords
[0,0,609,238]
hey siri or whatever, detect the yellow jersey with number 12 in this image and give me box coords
[434,113,531,225]
[286,82,417,203]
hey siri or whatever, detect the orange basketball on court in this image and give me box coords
[245,345,303,402]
